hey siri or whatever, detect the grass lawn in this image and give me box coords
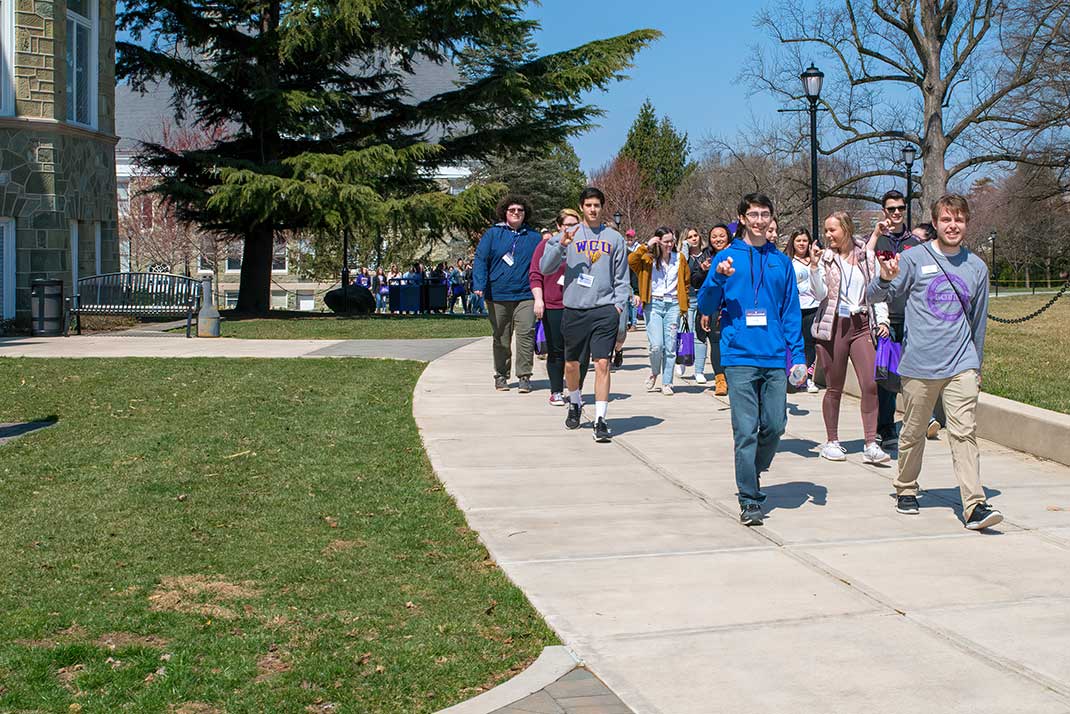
[208,316,492,340]
[985,294,1070,414]
[0,358,554,713]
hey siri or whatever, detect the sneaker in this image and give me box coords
[592,417,612,442]
[714,374,728,396]
[863,442,891,464]
[806,378,819,393]
[517,376,532,394]
[612,350,624,368]
[694,373,708,385]
[662,384,674,396]
[494,376,509,391]
[878,427,898,448]
[965,503,1003,530]
[565,403,582,430]
[927,418,941,439]
[896,495,920,515]
[675,363,685,376]
[549,392,565,406]
[740,503,764,526]
[645,374,658,392]
[820,441,847,461]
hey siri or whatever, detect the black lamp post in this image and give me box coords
[613,210,623,229]
[990,230,998,296]
[800,64,824,246]
[901,145,917,229]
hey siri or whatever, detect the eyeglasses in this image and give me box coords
[561,222,579,228]
[506,207,525,214]
[885,205,906,213]
[745,211,772,220]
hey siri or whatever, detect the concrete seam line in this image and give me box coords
[432,646,579,714]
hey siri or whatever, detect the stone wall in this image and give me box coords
[13,0,57,119]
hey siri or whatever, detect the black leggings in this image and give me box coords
[801,307,818,368]
[696,318,725,377]
[543,308,590,393]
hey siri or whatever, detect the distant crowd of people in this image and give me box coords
[468,185,1003,532]
[347,260,487,314]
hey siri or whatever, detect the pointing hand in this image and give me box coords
[716,256,735,276]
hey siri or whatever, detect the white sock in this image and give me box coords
[569,390,582,406]
[595,401,608,421]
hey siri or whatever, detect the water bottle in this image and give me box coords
[789,364,808,388]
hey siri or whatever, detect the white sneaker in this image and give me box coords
[645,374,658,392]
[694,373,708,384]
[806,379,819,393]
[675,363,686,377]
[820,441,847,461]
[863,442,891,464]
[662,384,674,395]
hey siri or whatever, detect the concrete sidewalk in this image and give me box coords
[415,334,1070,714]
[0,335,479,362]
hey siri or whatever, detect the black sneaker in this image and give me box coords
[965,503,1003,530]
[896,495,920,515]
[592,417,612,442]
[517,376,532,393]
[565,403,582,430]
[612,350,624,368]
[494,376,509,391]
[740,503,763,526]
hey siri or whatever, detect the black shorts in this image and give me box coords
[562,304,620,362]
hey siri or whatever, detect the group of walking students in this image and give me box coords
[472,187,1003,532]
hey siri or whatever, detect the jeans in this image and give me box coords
[687,303,709,376]
[724,365,788,508]
[627,296,637,327]
[645,299,682,385]
[375,293,387,312]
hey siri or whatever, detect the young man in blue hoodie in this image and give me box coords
[697,193,807,526]
[473,195,543,393]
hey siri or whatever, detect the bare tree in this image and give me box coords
[749,0,1070,207]
[590,157,659,238]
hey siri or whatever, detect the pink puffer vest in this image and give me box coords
[811,240,880,342]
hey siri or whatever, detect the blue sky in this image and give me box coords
[525,1,789,172]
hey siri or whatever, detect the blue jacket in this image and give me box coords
[472,223,541,301]
[696,238,805,369]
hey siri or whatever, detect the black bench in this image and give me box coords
[66,272,202,337]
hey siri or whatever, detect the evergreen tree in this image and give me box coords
[475,142,587,230]
[117,1,659,313]
[620,99,692,203]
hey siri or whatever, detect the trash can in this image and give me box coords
[31,279,64,336]
[421,277,448,313]
[388,278,421,314]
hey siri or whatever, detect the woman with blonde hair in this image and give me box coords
[809,211,891,463]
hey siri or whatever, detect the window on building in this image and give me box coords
[270,290,288,310]
[223,290,239,309]
[65,0,97,127]
[1,0,14,117]
[225,241,242,272]
[198,238,216,273]
[296,290,315,311]
[1,218,15,320]
[272,238,288,273]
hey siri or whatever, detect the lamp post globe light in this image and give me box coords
[800,64,824,246]
[613,210,623,228]
[901,145,917,229]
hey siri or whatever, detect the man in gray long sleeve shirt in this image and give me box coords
[540,186,630,442]
[868,193,1003,531]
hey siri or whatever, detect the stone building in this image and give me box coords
[0,0,117,325]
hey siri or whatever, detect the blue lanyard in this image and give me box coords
[748,246,766,307]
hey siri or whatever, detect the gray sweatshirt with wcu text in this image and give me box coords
[539,223,631,311]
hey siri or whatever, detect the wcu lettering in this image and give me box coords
[573,240,613,256]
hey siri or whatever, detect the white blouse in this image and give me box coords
[651,251,681,299]
[792,258,819,309]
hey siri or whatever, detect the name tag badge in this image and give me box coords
[745,309,768,327]
[556,275,565,286]
[837,303,851,318]
[921,264,939,276]
[502,253,515,267]
[577,273,595,288]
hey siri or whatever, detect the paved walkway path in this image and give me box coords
[415,333,1070,714]
[0,335,479,362]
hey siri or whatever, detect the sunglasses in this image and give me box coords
[506,207,525,214]
[885,205,906,213]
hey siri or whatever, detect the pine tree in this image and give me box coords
[475,142,587,230]
[620,99,692,203]
[117,1,659,313]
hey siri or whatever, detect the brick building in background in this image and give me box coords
[0,0,118,325]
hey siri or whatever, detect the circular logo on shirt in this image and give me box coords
[926,273,970,322]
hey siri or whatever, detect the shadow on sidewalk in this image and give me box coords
[610,415,665,435]
[786,400,811,416]
[763,481,828,514]
[777,437,821,458]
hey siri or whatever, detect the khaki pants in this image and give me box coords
[486,299,535,380]
[896,370,986,519]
